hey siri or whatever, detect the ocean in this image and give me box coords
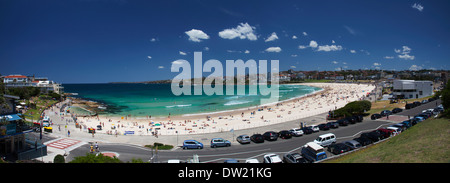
[63,83,321,117]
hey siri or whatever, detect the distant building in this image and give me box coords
[2,74,64,94]
[392,80,433,99]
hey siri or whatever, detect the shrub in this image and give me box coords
[53,154,65,163]
[334,100,372,118]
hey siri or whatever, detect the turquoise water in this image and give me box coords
[63,83,321,117]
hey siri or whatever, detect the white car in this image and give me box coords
[245,159,260,163]
[289,128,304,136]
[310,125,320,132]
[263,154,283,163]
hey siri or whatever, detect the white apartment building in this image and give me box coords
[392,80,433,99]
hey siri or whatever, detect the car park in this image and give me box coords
[236,135,251,144]
[289,128,304,136]
[210,138,231,148]
[278,130,292,139]
[313,133,336,147]
[250,134,265,143]
[327,143,352,155]
[263,131,279,141]
[182,140,204,149]
[263,153,283,163]
[283,152,307,163]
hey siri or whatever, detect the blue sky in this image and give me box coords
[0,0,449,83]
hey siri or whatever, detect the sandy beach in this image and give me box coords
[61,83,375,136]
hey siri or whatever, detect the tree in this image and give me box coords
[440,84,450,117]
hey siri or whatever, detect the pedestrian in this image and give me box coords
[68,130,70,137]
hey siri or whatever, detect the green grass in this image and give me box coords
[325,117,450,163]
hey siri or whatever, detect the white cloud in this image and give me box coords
[244,50,250,54]
[398,54,415,60]
[309,40,318,48]
[344,25,357,35]
[218,22,257,41]
[185,29,209,42]
[412,3,424,12]
[384,56,394,59]
[290,66,296,69]
[373,62,381,66]
[147,56,152,59]
[265,47,282,53]
[343,62,347,65]
[292,35,297,39]
[350,50,356,53]
[302,32,308,36]
[265,32,279,42]
[298,45,307,49]
[291,54,298,57]
[158,66,164,69]
[317,45,343,52]
[204,47,209,51]
[395,46,415,60]
[179,51,187,55]
[409,64,423,71]
[150,38,157,42]
[332,40,335,44]
[332,61,338,64]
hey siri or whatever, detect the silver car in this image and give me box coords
[343,140,361,149]
[236,135,251,144]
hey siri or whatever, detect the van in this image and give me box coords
[301,142,327,162]
[313,133,336,147]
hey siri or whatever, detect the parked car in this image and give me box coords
[391,123,406,131]
[374,129,392,139]
[371,113,382,120]
[405,103,415,109]
[313,133,336,147]
[346,116,357,124]
[310,125,320,132]
[327,122,339,129]
[236,135,251,144]
[318,123,330,131]
[182,140,203,149]
[279,130,292,139]
[301,142,327,162]
[301,127,313,134]
[245,159,259,163]
[380,110,392,116]
[210,138,231,148]
[250,134,265,143]
[327,143,352,155]
[263,154,283,163]
[392,108,403,114]
[263,131,279,141]
[283,153,307,163]
[224,159,239,163]
[354,115,364,122]
[289,128,304,136]
[413,101,421,107]
[361,131,382,142]
[386,127,401,135]
[343,140,361,150]
[353,136,373,146]
[337,118,349,126]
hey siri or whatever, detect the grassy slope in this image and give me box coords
[326,117,450,163]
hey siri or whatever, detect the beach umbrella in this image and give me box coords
[155,123,161,126]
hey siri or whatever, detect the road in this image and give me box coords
[61,99,441,163]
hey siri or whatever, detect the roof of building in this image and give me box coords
[4,75,27,78]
